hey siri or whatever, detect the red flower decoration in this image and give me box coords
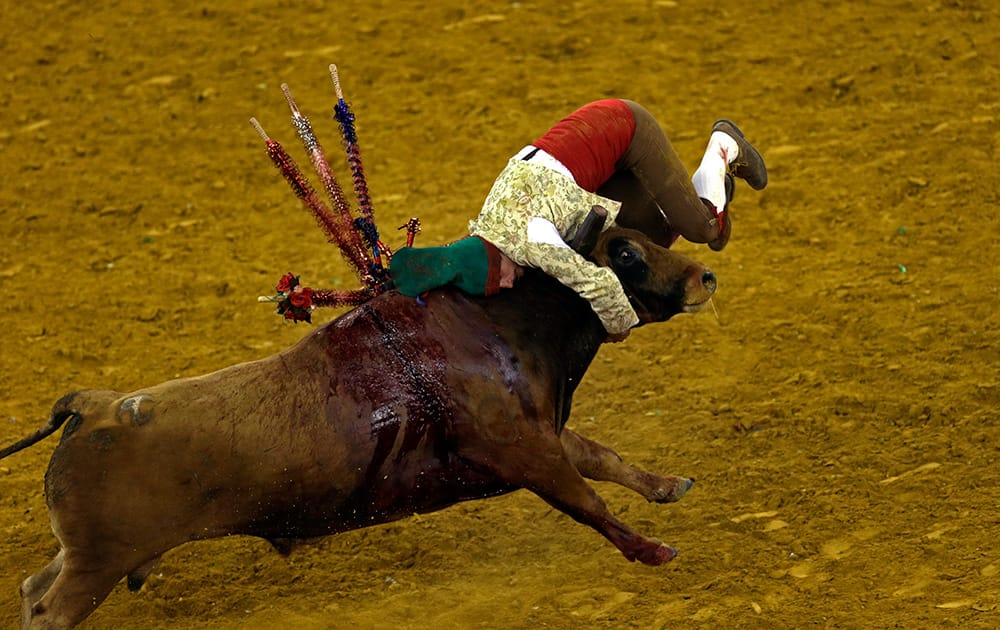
[270,272,313,323]
[288,286,313,309]
[276,272,298,293]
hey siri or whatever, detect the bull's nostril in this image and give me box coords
[701,270,717,294]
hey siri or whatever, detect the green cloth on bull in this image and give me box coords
[390,236,502,297]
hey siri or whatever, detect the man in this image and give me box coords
[390,99,767,340]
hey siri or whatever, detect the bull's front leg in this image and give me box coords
[560,429,694,503]
[457,434,676,565]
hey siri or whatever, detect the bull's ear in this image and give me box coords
[608,237,648,284]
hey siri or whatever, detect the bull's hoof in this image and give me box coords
[648,476,694,503]
[638,542,677,566]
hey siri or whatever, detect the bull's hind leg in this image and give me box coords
[459,435,676,565]
[560,429,694,503]
[20,549,64,628]
[22,552,127,629]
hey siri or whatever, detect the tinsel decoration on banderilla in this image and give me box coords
[252,64,421,323]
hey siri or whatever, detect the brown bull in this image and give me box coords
[1,227,716,629]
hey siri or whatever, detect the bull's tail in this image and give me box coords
[0,392,81,460]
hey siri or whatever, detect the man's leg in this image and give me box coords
[690,120,767,250]
[607,100,767,252]
[605,100,723,247]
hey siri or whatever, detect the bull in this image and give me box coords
[1,225,716,629]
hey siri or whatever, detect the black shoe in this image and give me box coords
[713,119,767,190]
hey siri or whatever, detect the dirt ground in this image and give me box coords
[2,0,998,628]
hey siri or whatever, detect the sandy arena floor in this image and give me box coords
[1,1,998,628]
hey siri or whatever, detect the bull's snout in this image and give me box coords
[701,270,716,295]
[682,266,716,313]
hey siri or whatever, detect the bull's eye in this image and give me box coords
[608,239,647,284]
[616,247,638,267]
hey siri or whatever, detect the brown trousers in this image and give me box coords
[598,100,719,247]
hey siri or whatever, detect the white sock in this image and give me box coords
[691,131,740,214]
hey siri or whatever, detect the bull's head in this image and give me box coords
[591,227,716,324]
